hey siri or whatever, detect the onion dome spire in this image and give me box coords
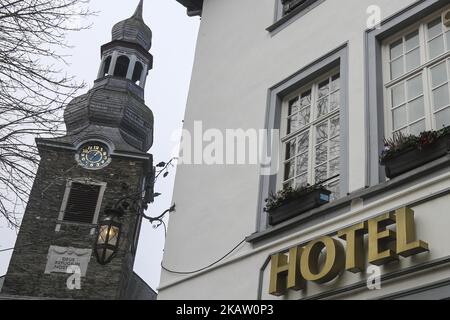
[111,0,152,51]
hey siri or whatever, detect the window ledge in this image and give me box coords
[247,153,450,244]
[55,220,97,234]
[266,0,325,33]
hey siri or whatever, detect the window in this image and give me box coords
[132,61,144,85]
[280,70,341,199]
[56,180,106,230]
[257,45,347,231]
[114,55,130,78]
[268,0,324,32]
[365,2,450,186]
[281,0,315,16]
[102,56,112,77]
[383,13,450,137]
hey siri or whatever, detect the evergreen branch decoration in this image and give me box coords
[380,125,450,164]
[264,184,326,212]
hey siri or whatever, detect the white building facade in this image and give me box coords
[160,0,450,300]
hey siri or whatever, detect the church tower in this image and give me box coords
[1,0,155,299]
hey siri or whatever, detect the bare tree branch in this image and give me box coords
[0,0,94,228]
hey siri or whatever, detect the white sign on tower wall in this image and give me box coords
[44,246,92,277]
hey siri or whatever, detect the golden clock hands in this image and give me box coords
[87,151,102,162]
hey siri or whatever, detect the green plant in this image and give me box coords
[380,125,450,164]
[264,184,325,212]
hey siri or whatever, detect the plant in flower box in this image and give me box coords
[264,184,331,226]
[380,126,450,179]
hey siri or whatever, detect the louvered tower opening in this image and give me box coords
[63,183,101,223]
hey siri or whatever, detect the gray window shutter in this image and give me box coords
[63,183,101,223]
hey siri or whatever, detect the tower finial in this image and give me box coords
[132,0,144,19]
[111,0,152,51]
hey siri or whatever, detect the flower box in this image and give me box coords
[267,187,331,226]
[381,136,449,179]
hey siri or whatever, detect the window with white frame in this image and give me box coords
[280,69,341,199]
[383,9,450,137]
[56,179,106,230]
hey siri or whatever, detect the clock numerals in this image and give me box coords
[78,143,110,169]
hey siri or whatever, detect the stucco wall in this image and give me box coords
[159,0,449,299]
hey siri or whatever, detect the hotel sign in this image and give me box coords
[269,207,429,296]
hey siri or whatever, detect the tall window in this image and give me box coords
[102,56,112,77]
[383,12,450,137]
[132,61,144,85]
[114,55,130,78]
[280,69,341,199]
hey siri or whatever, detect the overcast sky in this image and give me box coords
[0,0,200,291]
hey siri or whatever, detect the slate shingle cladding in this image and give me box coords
[64,77,154,152]
[112,0,152,51]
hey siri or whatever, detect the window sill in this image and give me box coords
[247,153,450,244]
[266,0,325,33]
[55,220,97,234]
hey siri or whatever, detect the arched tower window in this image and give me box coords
[102,56,112,77]
[114,55,130,78]
[132,62,144,85]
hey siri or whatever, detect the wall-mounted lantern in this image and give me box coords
[95,208,123,265]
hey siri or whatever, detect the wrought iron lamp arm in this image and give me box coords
[141,204,176,223]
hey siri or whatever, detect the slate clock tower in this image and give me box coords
[1,0,156,299]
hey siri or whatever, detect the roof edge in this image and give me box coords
[175,0,203,16]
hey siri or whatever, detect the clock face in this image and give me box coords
[77,143,111,169]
